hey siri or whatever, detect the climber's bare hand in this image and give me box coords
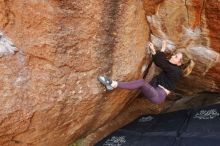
[148,42,156,55]
[161,40,167,52]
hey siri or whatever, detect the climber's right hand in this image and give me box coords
[161,40,167,52]
[148,42,156,55]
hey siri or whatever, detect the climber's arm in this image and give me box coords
[148,42,156,55]
[160,40,167,52]
[152,51,172,72]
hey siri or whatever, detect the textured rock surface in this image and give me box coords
[146,0,220,94]
[0,0,219,146]
[0,0,149,146]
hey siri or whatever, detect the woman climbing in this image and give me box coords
[97,40,195,104]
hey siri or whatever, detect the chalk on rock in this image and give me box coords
[146,16,153,23]
[150,34,175,52]
[0,32,18,57]
[183,27,201,38]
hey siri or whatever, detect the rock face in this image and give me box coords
[145,0,220,94]
[0,0,149,146]
[0,0,219,146]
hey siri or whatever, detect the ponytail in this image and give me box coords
[181,59,195,76]
[176,49,195,77]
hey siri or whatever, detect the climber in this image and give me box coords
[97,40,195,104]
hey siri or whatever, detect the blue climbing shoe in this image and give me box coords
[97,75,113,91]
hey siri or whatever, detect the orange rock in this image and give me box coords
[144,0,220,94]
[0,0,149,145]
[0,0,219,145]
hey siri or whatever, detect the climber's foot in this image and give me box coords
[97,75,113,91]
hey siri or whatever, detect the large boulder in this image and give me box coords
[84,0,220,144]
[0,0,219,146]
[145,0,220,94]
[0,0,149,146]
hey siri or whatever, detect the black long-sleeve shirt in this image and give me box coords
[150,52,182,91]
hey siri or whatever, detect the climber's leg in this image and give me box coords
[117,79,146,89]
[98,76,166,104]
[140,83,167,104]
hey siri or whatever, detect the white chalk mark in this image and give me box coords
[188,45,219,75]
[183,27,201,38]
[150,34,175,52]
[0,32,18,57]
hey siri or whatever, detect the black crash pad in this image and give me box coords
[95,104,220,146]
[120,109,190,136]
[182,104,220,137]
[178,137,220,146]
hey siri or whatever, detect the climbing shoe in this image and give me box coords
[97,75,113,91]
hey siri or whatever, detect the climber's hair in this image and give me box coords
[175,49,195,77]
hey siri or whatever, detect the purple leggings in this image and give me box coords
[117,79,167,104]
